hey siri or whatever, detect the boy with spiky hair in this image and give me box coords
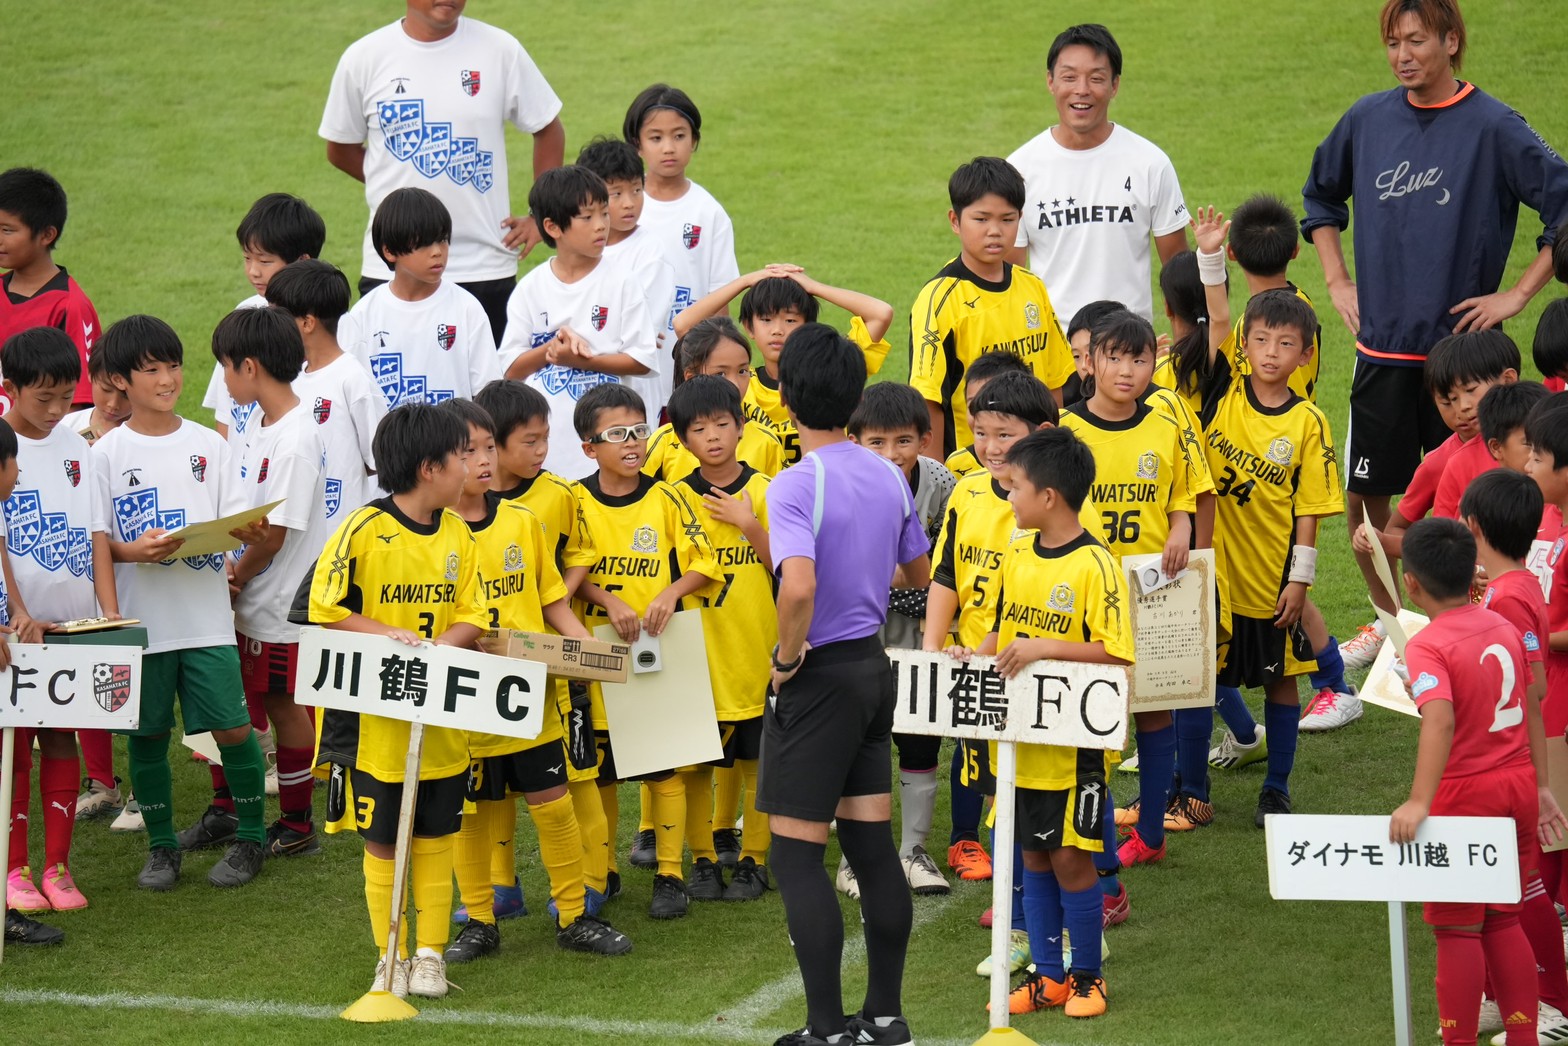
[943,350,1030,479]
[1223,193,1321,402]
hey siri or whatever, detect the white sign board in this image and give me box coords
[1265,814,1520,903]
[0,643,142,730]
[593,612,721,778]
[294,627,548,740]
[887,649,1128,750]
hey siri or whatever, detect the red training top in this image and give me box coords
[1483,568,1548,672]
[0,267,100,409]
[1407,603,1532,779]
[1432,434,1496,521]
[1396,432,1464,524]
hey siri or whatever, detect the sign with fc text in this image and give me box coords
[0,642,142,730]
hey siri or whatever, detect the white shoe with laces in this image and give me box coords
[407,951,450,999]
[370,955,410,998]
[1489,1000,1568,1043]
[902,846,950,896]
[1338,622,1385,671]
[1299,687,1364,733]
[836,857,860,901]
[110,797,145,833]
[75,778,121,820]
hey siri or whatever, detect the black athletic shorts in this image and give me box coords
[1346,359,1450,496]
[467,740,570,801]
[894,732,941,772]
[708,716,763,768]
[959,739,998,796]
[1217,613,1318,690]
[358,274,515,346]
[756,636,894,822]
[1017,753,1109,854]
[345,768,466,845]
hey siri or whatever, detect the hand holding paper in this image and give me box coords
[163,499,283,559]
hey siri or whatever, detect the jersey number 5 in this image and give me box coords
[1480,643,1524,733]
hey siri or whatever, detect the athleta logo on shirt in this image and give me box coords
[1036,197,1135,230]
[459,69,481,96]
[590,305,608,332]
[682,224,702,249]
[436,324,457,351]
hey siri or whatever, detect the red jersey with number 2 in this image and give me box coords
[1406,603,1532,780]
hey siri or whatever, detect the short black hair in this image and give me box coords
[1,326,81,390]
[371,187,451,269]
[440,397,496,438]
[1006,426,1095,510]
[1533,298,1568,380]
[86,339,110,379]
[576,136,644,185]
[1478,380,1548,446]
[1090,311,1158,358]
[97,315,183,380]
[210,305,305,383]
[1243,288,1317,347]
[1526,401,1568,469]
[528,166,608,250]
[963,350,1030,392]
[264,259,351,335]
[675,317,752,385]
[1423,329,1520,397]
[573,382,646,440]
[1066,300,1128,342]
[236,192,326,262]
[475,379,549,443]
[623,84,703,145]
[668,375,744,440]
[968,371,1058,428]
[779,324,865,430]
[1047,24,1122,78]
[1228,194,1297,277]
[373,402,469,496]
[1460,468,1543,562]
[948,157,1025,215]
[1401,516,1477,601]
[0,417,16,466]
[0,168,67,249]
[848,381,931,438]
[738,278,818,325]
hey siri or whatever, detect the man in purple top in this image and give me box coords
[759,324,931,1046]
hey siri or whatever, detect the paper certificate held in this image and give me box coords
[164,499,283,559]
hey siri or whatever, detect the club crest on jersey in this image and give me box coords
[5,490,41,556]
[460,69,481,96]
[1048,583,1075,613]
[1266,437,1293,466]
[412,121,453,179]
[324,478,342,518]
[190,455,208,482]
[631,525,658,554]
[1411,672,1439,698]
[65,527,91,578]
[256,457,270,484]
[1137,452,1158,480]
[63,459,81,487]
[682,224,702,250]
[590,305,608,332]
[503,543,524,572]
[377,99,426,162]
[436,323,458,352]
[446,136,479,186]
[473,149,494,194]
[34,512,70,571]
[313,397,332,424]
[1024,302,1041,331]
[92,662,134,713]
[445,552,460,581]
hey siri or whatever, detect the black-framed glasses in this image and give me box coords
[587,423,653,445]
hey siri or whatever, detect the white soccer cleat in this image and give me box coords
[1494,1001,1568,1044]
[110,797,145,833]
[1209,725,1268,771]
[836,857,861,901]
[1338,623,1384,672]
[1299,688,1364,733]
[902,847,950,896]
[407,952,450,999]
[370,956,410,998]
[75,778,122,820]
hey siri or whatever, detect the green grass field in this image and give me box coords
[5,0,1568,1043]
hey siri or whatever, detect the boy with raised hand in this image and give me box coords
[91,316,271,891]
[1223,194,1322,402]
[1391,517,1551,1046]
[943,350,1029,480]
[568,382,721,920]
[1,328,118,914]
[910,157,1075,459]
[957,426,1133,1019]
[306,403,488,1000]
[669,376,775,901]
[438,398,632,963]
[499,166,659,481]
[339,187,502,413]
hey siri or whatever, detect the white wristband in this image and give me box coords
[1197,248,1228,286]
[1288,544,1318,586]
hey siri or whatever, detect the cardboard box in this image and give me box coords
[44,625,149,650]
[478,629,630,684]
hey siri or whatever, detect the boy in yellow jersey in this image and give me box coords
[305,403,488,1000]
[568,382,722,919]
[674,266,894,465]
[911,157,1075,459]
[438,399,632,963]
[1224,195,1321,402]
[943,350,1029,480]
[1061,313,1215,866]
[666,376,776,901]
[959,426,1134,1019]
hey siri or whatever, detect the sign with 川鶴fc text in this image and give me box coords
[886,649,1127,750]
[0,642,142,730]
[294,627,548,740]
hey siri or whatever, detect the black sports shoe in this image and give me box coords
[264,820,322,858]
[628,828,657,869]
[137,846,182,891]
[444,918,501,963]
[724,857,770,900]
[177,804,238,851]
[604,869,623,900]
[687,857,725,900]
[557,914,633,955]
[772,1030,839,1045]
[845,1013,914,1045]
[1255,787,1292,829]
[208,839,265,887]
[6,908,64,945]
[649,873,689,919]
[713,827,742,869]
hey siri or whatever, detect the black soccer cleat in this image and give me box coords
[177,805,239,851]
[628,828,657,869]
[687,857,725,901]
[264,820,323,858]
[444,919,501,963]
[209,839,265,887]
[137,847,182,891]
[713,827,742,869]
[1255,787,1292,829]
[845,1014,914,1045]
[557,914,633,956]
[723,857,770,900]
[648,874,689,919]
[5,908,64,945]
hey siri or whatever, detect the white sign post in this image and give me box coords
[889,649,1127,1045]
[1265,814,1521,1046]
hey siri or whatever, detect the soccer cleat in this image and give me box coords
[989,969,1070,1014]
[1113,799,1141,829]
[493,877,527,919]
[407,952,450,999]
[1209,724,1268,771]
[844,1014,914,1046]
[209,839,265,887]
[258,730,278,797]
[688,857,725,900]
[1338,622,1384,671]
[1116,750,1139,773]
[772,1030,838,1046]
[1117,829,1165,867]
[264,765,279,797]
[177,804,239,851]
[556,913,633,955]
[1102,881,1130,927]
[1255,788,1292,828]
[649,874,689,919]
[443,919,500,964]
[7,868,49,913]
[604,870,623,900]
[947,839,993,881]
[836,858,861,901]
[1064,971,1109,1018]
[5,908,64,945]
[1299,687,1364,733]
[39,864,87,911]
[1164,794,1215,831]
[902,846,950,896]
[1477,998,1504,1035]
[724,857,770,900]
[264,820,322,858]
[137,847,182,891]
[75,777,121,820]
[628,828,657,869]
[975,928,1031,977]
[370,955,410,998]
[1491,1002,1568,1044]
[713,828,742,869]
[110,796,144,832]
[979,907,993,929]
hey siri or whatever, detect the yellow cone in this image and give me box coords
[340,990,419,1023]
[971,1027,1039,1046]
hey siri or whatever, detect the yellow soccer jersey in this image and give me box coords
[644,419,785,484]
[309,498,489,782]
[945,444,983,480]
[497,470,596,575]
[909,259,1075,457]
[988,531,1135,791]
[1229,283,1321,402]
[680,466,776,721]
[1203,374,1342,619]
[744,316,888,466]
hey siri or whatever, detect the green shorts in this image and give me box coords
[131,646,250,737]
